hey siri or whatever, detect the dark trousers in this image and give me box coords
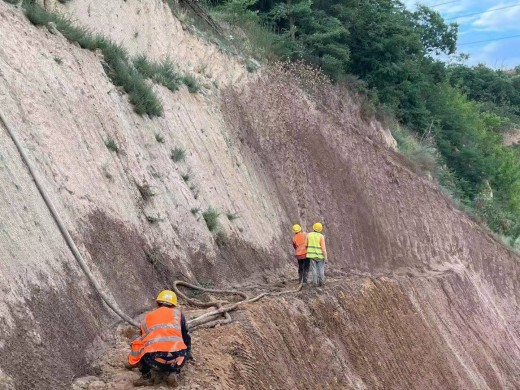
[140,350,187,377]
[298,258,310,283]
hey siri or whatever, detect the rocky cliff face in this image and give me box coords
[0,1,519,389]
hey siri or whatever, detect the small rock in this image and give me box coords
[88,380,107,390]
[72,376,100,389]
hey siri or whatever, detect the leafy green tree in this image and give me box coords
[413,5,457,55]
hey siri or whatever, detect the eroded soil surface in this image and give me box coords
[73,268,520,390]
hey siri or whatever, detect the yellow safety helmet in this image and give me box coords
[313,222,323,232]
[292,224,302,233]
[156,290,177,306]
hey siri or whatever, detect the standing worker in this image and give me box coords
[306,222,328,287]
[129,290,192,387]
[292,224,309,284]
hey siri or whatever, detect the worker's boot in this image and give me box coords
[165,374,179,387]
[124,361,138,370]
[132,374,154,387]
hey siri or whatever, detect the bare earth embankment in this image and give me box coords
[0,1,519,389]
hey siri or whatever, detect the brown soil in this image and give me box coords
[73,271,520,389]
[1,3,519,389]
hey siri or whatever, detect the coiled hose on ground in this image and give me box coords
[174,280,303,331]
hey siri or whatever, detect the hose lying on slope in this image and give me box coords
[0,111,139,328]
[173,280,303,330]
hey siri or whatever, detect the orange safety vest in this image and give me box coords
[293,232,307,259]
[128,306,187,365]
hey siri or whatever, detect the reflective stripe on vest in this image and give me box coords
[306,232,324,260]
[129,336,186,356]
[141,309,180,337]
[128,307,187,364]
[293,232,307,258]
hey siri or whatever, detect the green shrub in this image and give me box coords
[171,147,186,162]
[136,183,155,201]
[226,212,239,221]
[202,207,220,231]
[104,137,119,153]
[155,133,165,143]
[21,2,163,117]
[182,74,200,93]
[191,207,200,215]
[181,172,191,183]
[391,126,437,174]
[146,215,164,224]
[134,55,182,92]
[245,59,259,73]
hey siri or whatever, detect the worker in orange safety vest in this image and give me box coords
[128,290,192,387]
[292,224,310,284]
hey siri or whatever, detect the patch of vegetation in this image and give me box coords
[134,55,182,93]
[155,133,165,143]
[54,57,63,65]
[20,1,165,116]
[136,183,155,201]
[215,230,227,247]
[146,215,164,224]
[181,171,191,183]
[171,146,187,162]
[182,74,200,93]
[191,207,200,215]
[104,137,119,153]
[391,126,437,175]
[202,207,220,232]
[245,58,259,73]
[226,212,240,221]
[102,165,113,181]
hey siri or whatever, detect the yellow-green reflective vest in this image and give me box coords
[306,232,324,260]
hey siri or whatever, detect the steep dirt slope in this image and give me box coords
[1,1,519,390]
[75,272,520,389]
[0,2,287,388]
[65,0,247,84]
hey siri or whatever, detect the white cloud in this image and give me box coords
[473,3,520,31]
[466,38,520,68]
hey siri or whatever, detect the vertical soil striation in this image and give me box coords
[172,275,520,390]
[1,268,106,390]
[221,68,520,294]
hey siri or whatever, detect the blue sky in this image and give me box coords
[404,0,520,69]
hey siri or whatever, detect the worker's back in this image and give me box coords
[129,306,187,365]
[293,231,307,259]
[306,231,325,260]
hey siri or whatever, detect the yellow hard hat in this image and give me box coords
[156,290,177,306]
[292,224,302,233]
[313,222,323,232]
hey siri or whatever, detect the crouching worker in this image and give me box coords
[129,290,192,387]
